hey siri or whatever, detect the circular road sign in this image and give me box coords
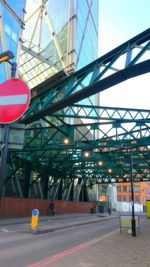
[0,78,30,124]
[32,209,39,216]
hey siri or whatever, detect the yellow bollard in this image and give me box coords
[31,209,39,229]
[146,200,150,218]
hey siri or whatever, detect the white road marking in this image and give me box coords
[1,228,10,232]
[0,94,27,105]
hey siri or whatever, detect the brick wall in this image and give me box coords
[0,197,94,218]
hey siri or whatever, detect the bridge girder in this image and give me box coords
[3,29,150,199]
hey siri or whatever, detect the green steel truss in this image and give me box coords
[20,28,150,124]
[3,29,150,200]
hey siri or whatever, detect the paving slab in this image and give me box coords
[28,216,150,267]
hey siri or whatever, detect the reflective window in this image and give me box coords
[117,186,121,192]
[76,0,98,69]
[123,195,127,202]
[5,0,25,17]
[117,195,121,201]
[0,1,25,82]
[19,0,99,89]
[123,186,127,192]
[20,0,70,87]
[135,195,140,203]
[76,0,99,106]
[134,185,140,192]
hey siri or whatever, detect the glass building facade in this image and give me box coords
[19,0,99,89]
[76,0,99,70]
[0,0,26,82]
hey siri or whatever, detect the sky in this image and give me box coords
[98,0,150,109]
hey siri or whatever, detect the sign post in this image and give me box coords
[0,78,30,196]
[130,149,136,237]
[0,123,25,150]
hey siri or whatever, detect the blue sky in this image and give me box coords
[98,0,150,109]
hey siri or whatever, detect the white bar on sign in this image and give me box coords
[0,94,27,105]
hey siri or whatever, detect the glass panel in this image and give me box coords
[135,196,139,203]
[134,185,140,192]
[123,186,127,192]
[6,0,25,18]
[20,0,70,88]
[0,1,24,82]
[76,0,99,106]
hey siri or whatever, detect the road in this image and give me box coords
[0,217,119,267]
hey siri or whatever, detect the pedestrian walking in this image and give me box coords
[108,206,112,215]
[49,199,55,216]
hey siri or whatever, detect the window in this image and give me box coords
[135,196,139,203]
[117,195,121,201]
[123,195,126,202]
[134,185,140,192]
[117,186,121,192]
[123,186,127,192]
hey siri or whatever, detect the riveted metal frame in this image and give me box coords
[2,29,150,199]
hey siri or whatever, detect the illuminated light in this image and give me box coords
[0,50,14,63]
[131,140,137,144]
[64,137,69,144]
[108,168,112,173]
[0,56,10,63]
[84,151,90,157]
[99,195,107,201]
[98,161,103,166]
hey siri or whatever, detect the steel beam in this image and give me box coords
[21,59,150,124]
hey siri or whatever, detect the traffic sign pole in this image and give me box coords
[0,64,30,196]
[0,124,9,196]
[0,64,16,196]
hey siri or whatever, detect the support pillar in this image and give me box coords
[58,178,63,200]
[69,181,74,201]
[79,180,89,202]
[43,170,49,199]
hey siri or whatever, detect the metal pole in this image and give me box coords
[0,125,10,196]
[0,62,17,196]
[11,62,17,78]
[130,149,136,237]
[108,184,112,215]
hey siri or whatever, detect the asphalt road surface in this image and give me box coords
[0,217,119,267]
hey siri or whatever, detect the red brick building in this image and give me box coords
[117,182,150,207]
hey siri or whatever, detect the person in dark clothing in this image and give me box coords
[49,199,55,216]
[108,206,112,215]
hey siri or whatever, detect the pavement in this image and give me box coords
[33,212,118,234]
[1,212,150,266]
[42,214,150,267]
[0,212,118,233]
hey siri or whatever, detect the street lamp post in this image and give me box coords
[130,149,136,237]
[0,51,16,196]
[108,184,112,215]
[0,50,14,63]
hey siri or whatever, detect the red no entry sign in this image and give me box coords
[0,78,30,124]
